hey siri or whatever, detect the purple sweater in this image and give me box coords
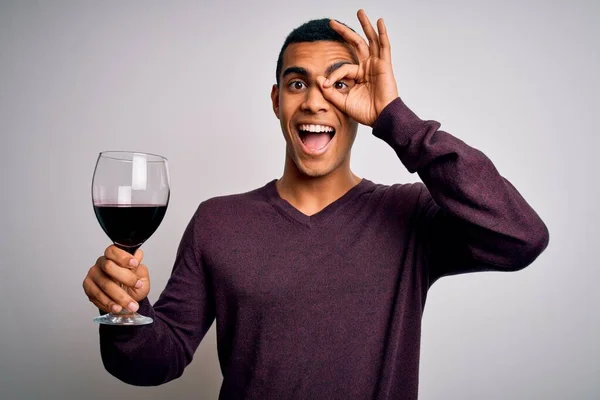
[99,98,549,399]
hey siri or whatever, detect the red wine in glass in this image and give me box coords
[93,204,168,253]
[92,151,170,325]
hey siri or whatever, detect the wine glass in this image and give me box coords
[91,151,170,325]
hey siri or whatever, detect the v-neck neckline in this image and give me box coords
[264,178,374,227]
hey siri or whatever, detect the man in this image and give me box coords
[83,10,549,399]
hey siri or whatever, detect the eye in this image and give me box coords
[288,80,307,91]
[333,81,349,90]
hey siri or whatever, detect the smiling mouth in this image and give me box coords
[297,124,336,151]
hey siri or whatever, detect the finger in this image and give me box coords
[377,18,392,63]
[133,248,144,263]
[329,19,370,61]
[84,276,122,313]
[91,299,114,314]
[90,267,140,312]
[357,9,380,58]
[99,258,141,288]
[316,76,348,112]
[128,264,150,302]
[105,245,140,268]
[322,64,360,88]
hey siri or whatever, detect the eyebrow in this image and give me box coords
[282,66,308,79]
[281,60,357,81]
[325,61,354,77]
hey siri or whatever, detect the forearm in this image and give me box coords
[373,97,549,270]
[99,298,195,386]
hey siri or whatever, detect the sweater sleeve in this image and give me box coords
[98,204,216,386]
[372,97,549,285]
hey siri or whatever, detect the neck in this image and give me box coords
[276,157,361,216]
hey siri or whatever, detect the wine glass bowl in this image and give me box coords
[92,151,170,325]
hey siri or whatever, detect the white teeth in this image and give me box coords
[298,124,334,133]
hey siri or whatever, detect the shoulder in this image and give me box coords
[190,182,272,225]
[369,179,430,203]
[181,183,275,255]
[364,179,434,219]
[201,186,266,211]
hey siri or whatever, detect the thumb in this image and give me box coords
[129,263,150,301]
[317,76,347,111]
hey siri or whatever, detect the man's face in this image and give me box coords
[271,41,359,178]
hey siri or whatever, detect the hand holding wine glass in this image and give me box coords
[84,245,150,317]
[83,151,170,326]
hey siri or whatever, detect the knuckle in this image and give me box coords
[98,278,111,292]
[101,259,112,273]
[105,245,122,261]
[97,301,110,312]
[87,266,100,282]
[118,293,132,307]
[104,260,121,277]
[93,291,104,303]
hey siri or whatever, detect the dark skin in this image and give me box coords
[271,9,398,215]
[271,40,362,215]
[83,9,400,314]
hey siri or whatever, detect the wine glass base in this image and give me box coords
[94,311,153,326]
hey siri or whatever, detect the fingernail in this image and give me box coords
[135,280,143,289]
[324,79,330,86]
[129,258,139,267]
[111,304,121,313]
[128,302,139,312]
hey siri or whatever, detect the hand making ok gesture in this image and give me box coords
[317,9,399,127]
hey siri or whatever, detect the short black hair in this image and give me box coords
[275,18,356,86]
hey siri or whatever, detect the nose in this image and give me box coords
[300,85,329,113]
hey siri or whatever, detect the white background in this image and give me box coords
[1,0,598,399]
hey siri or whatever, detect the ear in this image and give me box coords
[270,84,280,119]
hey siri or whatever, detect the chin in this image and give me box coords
[299,168,330,178]
[295,158,341,179]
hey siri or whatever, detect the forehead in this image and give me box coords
[282,41,358,74]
